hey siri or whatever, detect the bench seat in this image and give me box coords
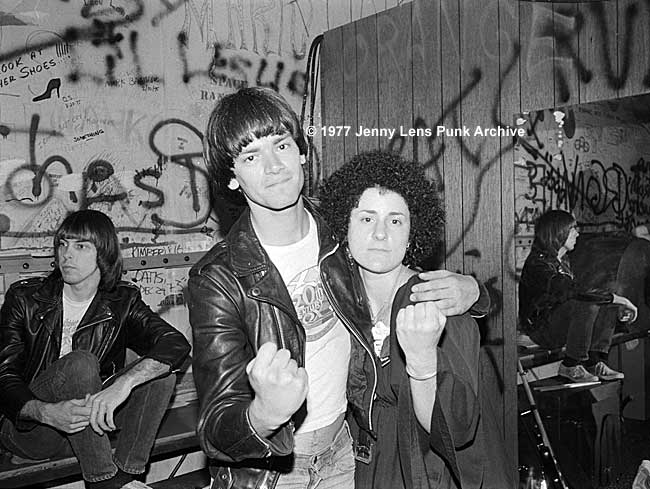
[0,403,199,489]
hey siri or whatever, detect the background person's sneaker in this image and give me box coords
[558,363,598,383]
[633,460,650,489]
[587,361,624,381]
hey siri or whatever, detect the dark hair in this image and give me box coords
[533,209,576,255]
[53,210,123,291]
[319,150,443,267]
[203,87,307,203]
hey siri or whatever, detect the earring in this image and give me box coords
[227,178,239,191]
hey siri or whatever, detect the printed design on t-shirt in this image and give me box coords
[287,266,336,342]
[61,317,78,356]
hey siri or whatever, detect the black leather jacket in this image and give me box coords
[519,245,613,334]
[0,274,190,426]
[188,202,378,489]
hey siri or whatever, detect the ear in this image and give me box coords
[227,178,240,191]
[300,154,306,165]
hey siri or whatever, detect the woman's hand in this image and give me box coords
[612,294,638,323]
[396,302,446,376]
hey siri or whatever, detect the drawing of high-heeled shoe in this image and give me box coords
[32,78,61,102]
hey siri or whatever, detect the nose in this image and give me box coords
[373,220,387,240]
[263,149,284,174]
[61,245,73,260]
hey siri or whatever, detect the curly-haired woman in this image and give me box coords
[320,150,507,489]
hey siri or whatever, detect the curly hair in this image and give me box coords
[319,150,443,267]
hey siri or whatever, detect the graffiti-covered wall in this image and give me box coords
[514,98,650,267]
[0,0,407,258]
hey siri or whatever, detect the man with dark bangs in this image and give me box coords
[0,210,190,489]
[189,87,489,489]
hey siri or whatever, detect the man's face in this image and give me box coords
[563,226,579,252]
[57,238,101,289]
[231,133,305,212]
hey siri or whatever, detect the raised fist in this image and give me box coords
[246,342,308,432]
[396,302,446,371]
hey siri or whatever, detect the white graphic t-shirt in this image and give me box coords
[262,212,351,434]
[60,291,94,358]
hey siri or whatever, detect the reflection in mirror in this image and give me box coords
[514,94,650,274]
[513,94,650,486]
[514,93,650,351]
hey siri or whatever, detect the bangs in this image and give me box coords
[54,217,96,246]
[221,96,297,160]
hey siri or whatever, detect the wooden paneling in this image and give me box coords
[520,2,555,112]
[461,1,512,484]
[440,0,464,273]
[553,3,580,107]
[377,4,413,158]
[618,0,650,98]
[498,0,521,473]
[579,1,619,103]
[411,0,442,180]
[355,15,380,153]
[342,22,358,165]
[320,27,344,179]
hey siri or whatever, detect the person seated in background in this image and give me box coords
[319,150,508,489]
[519,209,637,383]
[0,210,191,489]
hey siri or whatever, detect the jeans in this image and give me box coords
[275,416,355,489]
[529,299,616,362]
[0,350,175,482]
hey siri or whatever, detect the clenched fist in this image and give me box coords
[246,342,308,435]
[396,302,446,376]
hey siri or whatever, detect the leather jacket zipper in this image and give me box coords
[318,243,378,432]
[73,313,113,359]
[32,305,59,376]
[74,314,113,335]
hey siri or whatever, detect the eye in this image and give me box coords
[362,216,373,223]
[390,218,402,225]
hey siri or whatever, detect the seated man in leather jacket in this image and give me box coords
[0,210,191,489]
[188,87,490,489]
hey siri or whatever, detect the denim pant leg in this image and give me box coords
[529,300,602,362]
[564,301,602,362]
[113,373,176,474]
[0,351,117,482]
[588,305,617,355]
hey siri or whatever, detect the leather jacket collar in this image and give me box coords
[224,198,340,277]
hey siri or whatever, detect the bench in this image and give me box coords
[517,328,650,371]
[0,403,201,489]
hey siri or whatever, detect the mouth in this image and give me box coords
[267,177,292,188]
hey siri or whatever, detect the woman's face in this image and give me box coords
[563,225,579,252]
[347,187,411,274]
